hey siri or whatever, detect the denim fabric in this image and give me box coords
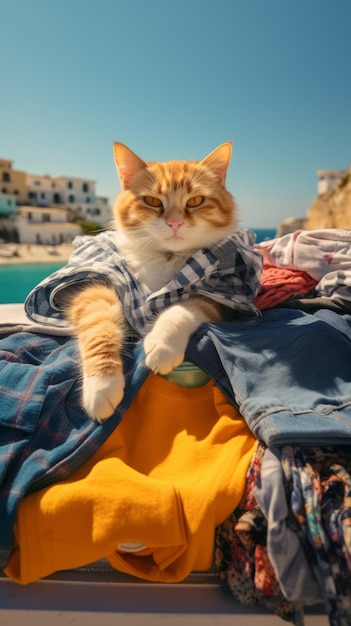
[313,309,351,341]
[186,308,351,446]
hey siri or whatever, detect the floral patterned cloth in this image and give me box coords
[215,443,351,626]
[215,442,305,625]
[281,446,351,626]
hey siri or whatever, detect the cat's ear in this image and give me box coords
[200,142,233,185]
[113,142,147,189]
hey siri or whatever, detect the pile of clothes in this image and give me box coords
[214,229,351,626]
[0,228,351,626]
[253,228,351,314]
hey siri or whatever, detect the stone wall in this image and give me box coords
[276,217,307,237]
[305,171,351,230]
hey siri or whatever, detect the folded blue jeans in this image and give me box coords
[186,308,351,446]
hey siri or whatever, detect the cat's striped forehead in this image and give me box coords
[144,159,209,194]
[147,160,196,187]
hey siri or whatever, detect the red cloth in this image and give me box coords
[253,265,318,311]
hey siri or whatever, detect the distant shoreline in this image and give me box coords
[0,243,74,266]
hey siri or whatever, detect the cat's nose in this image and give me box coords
[166,218,184,234]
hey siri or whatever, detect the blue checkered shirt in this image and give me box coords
[25,229,262,336]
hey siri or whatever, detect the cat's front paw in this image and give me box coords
[82,373,125,423]
[144,332,185,374]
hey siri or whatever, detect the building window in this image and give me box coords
[53,193,61,203]
[41,192,45,199]
[2,172,11,182]
[28,212,32,221]
[68,194,75,203]
[2,188,7,193]
[82,183,89,192]
[29,191,37,199]
[86,197,90,203]
[43,213,51,222]
[67,181,73,189]
[34,180,41,186]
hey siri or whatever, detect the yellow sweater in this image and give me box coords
[6,374,257,585]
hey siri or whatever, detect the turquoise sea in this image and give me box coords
[252,227,276,243]
[0,228,276,305]
[0,262,64,306]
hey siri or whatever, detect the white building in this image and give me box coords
[26,173,111,226]
[64,193,112,226]
[51,175,95,205]
[317,169,349,195]
[16,206,81,245]
[26,173,56,206]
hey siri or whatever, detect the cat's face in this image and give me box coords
[112,142,238,253]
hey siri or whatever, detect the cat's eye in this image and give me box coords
[143,195,163,208]
[186,196,204,208]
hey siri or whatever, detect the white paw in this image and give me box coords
[144,332,185,374]
[82,373,125,423]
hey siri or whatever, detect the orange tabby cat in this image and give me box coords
[67,142,237,422]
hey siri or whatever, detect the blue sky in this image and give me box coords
[2,0,351,228]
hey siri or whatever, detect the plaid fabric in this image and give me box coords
[24,229,263,336]
[0,330,149,571]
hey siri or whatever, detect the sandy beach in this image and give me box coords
[0,242,74,266]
